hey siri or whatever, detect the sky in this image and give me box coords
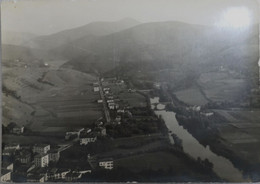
[1,0,259,35]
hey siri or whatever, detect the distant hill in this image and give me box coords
[62,21,258,70]
[26,18,140,50]
[2,31,38,46]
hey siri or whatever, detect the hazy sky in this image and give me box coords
[1,0,259,35]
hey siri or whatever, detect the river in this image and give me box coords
[150,97,247,182]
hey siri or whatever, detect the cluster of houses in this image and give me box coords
[185,105,214,118]
[1,143,61,182]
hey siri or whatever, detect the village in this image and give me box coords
[3,76,215,182]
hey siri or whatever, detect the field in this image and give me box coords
[174,85,208,106]
[115,151,189,172]
[213,109,260,164]
[198,71,247,102]
[3,61,103,133]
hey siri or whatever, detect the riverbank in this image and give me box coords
[150,96,248,182]
[176,113,260,182]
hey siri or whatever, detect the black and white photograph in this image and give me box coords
[1,0,260,182]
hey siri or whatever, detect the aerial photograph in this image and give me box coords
[1,0,260,182]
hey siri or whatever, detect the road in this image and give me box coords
[99,80,111,123]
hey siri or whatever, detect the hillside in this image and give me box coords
[26,18,140,50]
[62,22,258,84]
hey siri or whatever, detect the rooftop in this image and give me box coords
[34,153,48,158]
[1,169,11,176]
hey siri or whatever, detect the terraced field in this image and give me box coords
[3,60,103,134]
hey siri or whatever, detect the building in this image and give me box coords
[65,172,82,181]
[17,149,31,164]
[93,86,100,92]
[34,153,49,167]
[200,112,214,117]
[28,167,48,182]
[57,168,70,179]
[80,133,97,145]
[1,169,11,182]
[99,158,113,170]
[2,149,16,156]
[27,175,45,183]
[33,144,50,154]
[65,128,84,140]
[12,125,24,134]
[48,150,60,162]
[95,127,106,136]
[16,163,35,175]
[4,143,20,150]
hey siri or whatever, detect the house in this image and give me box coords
[117,109,125,113]
[27,175,45,183]
[200,112,214,117]
[16,163,35,175]
[2,161,14,171]
[93,86,100,92]
[12,125,24,134]
[4,143,20,150]
[16,149,31,164]
[99,158,113,170]
[33,144,50,154]
[1,169,11,182]
[103,87,110,91]
[34,153,49,167]
[97,99,103,103]
[65,128,84,140]
[106,95,114,100]
[28,167,48,182]
[65,172,82,181]
[95,127,106,136]
[153,82,161,89]
[47,168,58,180]
[48,168,70,180]
[115,115,121,122]
[48,150,60,162]
[2,149,16,156]
[80,133,97,145]
[107,99,114,103]
[56,168,70,179]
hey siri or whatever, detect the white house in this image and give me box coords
[80,133,97,145]
[34,153,49,167]
[4,143,20,150]
[33,144,50,154]
[99,158,113,170]
[97,99,103,103]
[93,86,100,92]
[12,125,24,134]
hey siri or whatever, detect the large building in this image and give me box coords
[33,144,50,154]
[34,154,49,167]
